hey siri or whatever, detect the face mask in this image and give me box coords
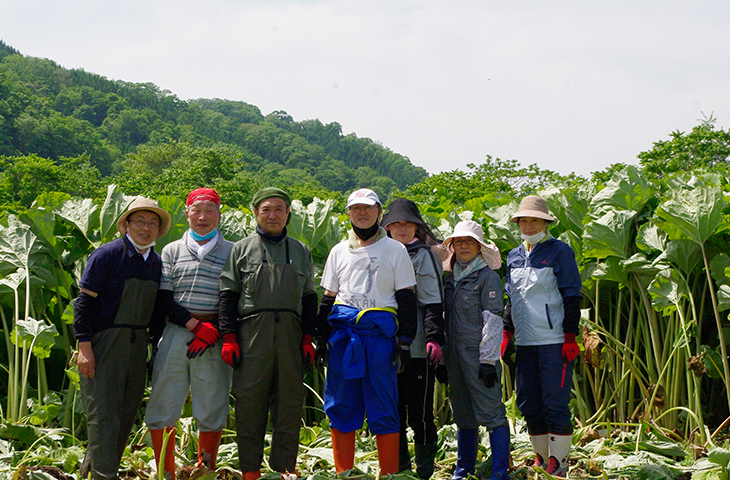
[190,229,217,242]
[521,231,546,245]
[352,222,379,241]
[125,233,155,251]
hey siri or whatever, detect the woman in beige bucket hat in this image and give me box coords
[441,220,510,480]
[501,195,582,478]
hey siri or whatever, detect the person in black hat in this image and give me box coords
[381,198,445,480]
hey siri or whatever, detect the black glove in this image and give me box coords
[478,363,498,389]
[393,341,411,374]
[314,336,328,368]
[435,363,448,385]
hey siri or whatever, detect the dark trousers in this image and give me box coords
[515,343,574,435]
[398,358,438,445]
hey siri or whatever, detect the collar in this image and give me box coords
[257,225,288,243]
[348,226,388,250]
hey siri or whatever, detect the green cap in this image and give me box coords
[252,187,291,209]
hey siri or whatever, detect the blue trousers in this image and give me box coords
[515,343,574,435]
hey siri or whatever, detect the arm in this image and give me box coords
[73,288,99,379]
[395,287,417,343]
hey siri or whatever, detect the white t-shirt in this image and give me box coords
[321,235,416,310]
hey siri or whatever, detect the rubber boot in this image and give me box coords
[452,428,478,480]
[242,470,261,480]
[546,433,572,478]
[414,443,438,480]
[488,426,510,480]
[150,427,177,480]
[529,433,549,468]
[197,431,222,470]
[331,428,356,473]
[376,432,400,475]
[399,431,411,473]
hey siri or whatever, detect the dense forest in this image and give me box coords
[0,40,428,211]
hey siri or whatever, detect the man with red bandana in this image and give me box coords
[145,188,233,479]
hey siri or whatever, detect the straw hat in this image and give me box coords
[509,195,555,223]
[439,220,502,270]
[116,197,172,238]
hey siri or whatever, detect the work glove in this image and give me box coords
[501,330,513,358]
[393,341,411,374]
[562,333,580,362]
[190,320,220,345]
[186,337,209,359]
[435,363,448,385]
[221,332,240,368]
[314,336,328,368]
[478,363,498,389]
[426,341,442,364]
[301,334,315,367]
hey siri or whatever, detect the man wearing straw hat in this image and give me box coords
[501,195,582,478]
[74,197,171,480]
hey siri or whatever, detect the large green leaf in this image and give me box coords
[654,239,703,276]
[636,223,667,255]
[219,209,255,242]
[590,165,657,214]
[543,183,595,239]
[582,210,636,260]
[655,185,729,245]
[99,184,135,244]
[648,268,686,315]
[11,317,59,359]
[56,197,100,246]
[20,208,65,258]
[155,196,188,251]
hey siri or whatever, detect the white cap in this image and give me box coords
[347,188,381,208]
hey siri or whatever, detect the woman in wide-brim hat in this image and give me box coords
[501,194,582,478]
[440,219,510,480]
[381,198,444,479]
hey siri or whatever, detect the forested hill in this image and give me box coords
[0,40,427,208]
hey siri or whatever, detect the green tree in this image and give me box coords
[638,114,730,179]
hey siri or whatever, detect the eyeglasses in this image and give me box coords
[128,219,160,230]
[453,238,477,247]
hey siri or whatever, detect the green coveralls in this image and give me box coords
[219,235,315,473]
[80,278,158,480]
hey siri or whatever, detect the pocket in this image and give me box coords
[545,304,554,329]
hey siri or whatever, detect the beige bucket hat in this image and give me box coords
[509,195,555,223]
[437,220,502,271]
[116,197,172,238]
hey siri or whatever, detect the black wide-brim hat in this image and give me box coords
[381,198,426,228]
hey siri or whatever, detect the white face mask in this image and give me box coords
[521,231,546,245]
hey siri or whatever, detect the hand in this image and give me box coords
[190,319,220,345]
[301,334,315,367]
[435,363,448,385]
[221,332,240,368]
[314,336,328,368]
[426,341,442,364]
[478,363,498,389]
[186,337,210,359]
[393,341,411,374]
[501,330,513,358]
[77,342,96,379]
[562,333,580,362]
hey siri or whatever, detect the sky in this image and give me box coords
[1,0,729,178]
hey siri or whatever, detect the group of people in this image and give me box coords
[72,185,582,480]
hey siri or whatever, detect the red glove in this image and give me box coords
[186,337,210,359]
[190,320,220,345]
[562,333,580,362]
[301,334,315,367]
[501,330,513,358]
[221,332,240,368]
[426,341,442,364]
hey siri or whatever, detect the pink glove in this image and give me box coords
[301,334,315,367]
[190,320,220,345]
[562,333,580,362]
[501,330,513,358]
[426,341,442,364]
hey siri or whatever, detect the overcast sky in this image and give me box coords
[1,0,729,178]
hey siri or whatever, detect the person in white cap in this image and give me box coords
[73,197,171,480]
[500,195,582,478]
[315,188,417,475]
[441,220,510,480]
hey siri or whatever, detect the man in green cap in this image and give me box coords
[218,187,318,480]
